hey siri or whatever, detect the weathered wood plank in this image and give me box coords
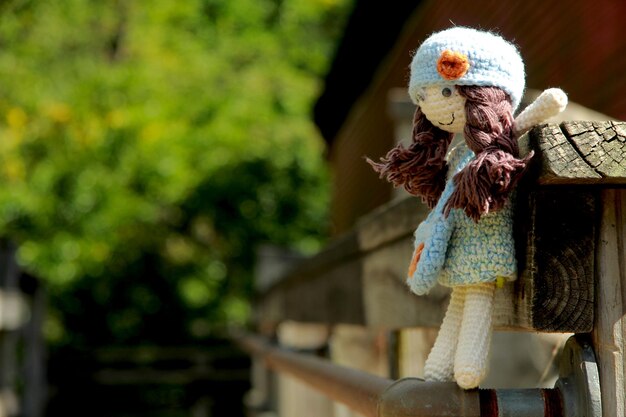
[592,189,626,417]
[515,188,596,332]
[361,237,447,328]
[530,121,626,184]
[283,232,361,284]
[356,197,429,252]
[563,121,626,178]
[530,123,601,182]
[257,233,363,326]
[283,258,364,325]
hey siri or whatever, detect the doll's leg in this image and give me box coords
[454,282,496,389]
[424,286,466,381]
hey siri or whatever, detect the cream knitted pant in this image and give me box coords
[424,283,496,389]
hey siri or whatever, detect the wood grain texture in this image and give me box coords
[530,121,626,184]
[530,123,601,182]
[515,188,596,332]
[592,189,626,417]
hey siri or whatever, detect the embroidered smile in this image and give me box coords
[439,113,455,126]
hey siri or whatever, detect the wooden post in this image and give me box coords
[397,328,437,379]
[21,282,46,417]
[0,243,20,417]
[329,325,389,417]
[593,189,626,417]
[276,322,333,417]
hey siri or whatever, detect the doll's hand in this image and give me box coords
[407,242,439,295]
[513,88,568,137]
[408,242,425,277]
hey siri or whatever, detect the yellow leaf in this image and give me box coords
[140,122,164,143]
[4,158,25,181]
[45,103,72,124]
[106,109,126,129]
[6,107,27,129]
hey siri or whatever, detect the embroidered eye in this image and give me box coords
[442,87,452,97]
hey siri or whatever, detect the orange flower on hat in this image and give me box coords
[437,50,469,80]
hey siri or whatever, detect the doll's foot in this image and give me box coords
[454,366,485,389]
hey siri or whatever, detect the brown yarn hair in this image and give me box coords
[368,85,533,221]
[367,107,453,209]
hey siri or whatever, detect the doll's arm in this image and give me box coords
[513,88,568,137]
[407,213,455,295]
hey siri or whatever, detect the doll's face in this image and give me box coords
[414,85,466,133]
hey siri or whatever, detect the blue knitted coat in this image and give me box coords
[407,143,517,296]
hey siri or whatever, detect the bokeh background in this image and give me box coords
[2,0,626,416]
[0,0,353,416]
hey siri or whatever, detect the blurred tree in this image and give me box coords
[0,0,352,346]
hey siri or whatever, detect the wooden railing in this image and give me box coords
[247,121,626,417]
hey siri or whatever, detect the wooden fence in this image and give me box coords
[244,121,626,417]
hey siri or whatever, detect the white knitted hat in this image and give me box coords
[408,27,525,111]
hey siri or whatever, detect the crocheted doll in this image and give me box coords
[369,27,567,389]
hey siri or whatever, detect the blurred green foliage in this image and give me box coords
[0,0,351,346]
